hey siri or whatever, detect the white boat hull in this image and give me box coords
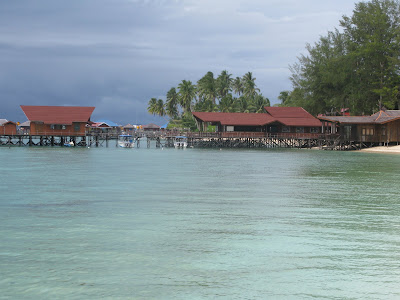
[174,142,187,148]
[118,141,134,148]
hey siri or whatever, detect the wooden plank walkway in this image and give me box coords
[0,132,376,150]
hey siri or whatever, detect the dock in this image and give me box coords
[0,132,357,150]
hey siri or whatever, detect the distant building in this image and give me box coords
[192,107,321,137]
[123,124,136,133]
[19,121,31,134]
[20,105,95,136]
[89,120,121,135]
[319,110,400,144]
[143,123,161,131]
[0,119,17,135]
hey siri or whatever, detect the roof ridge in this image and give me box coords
[374,110,390,122]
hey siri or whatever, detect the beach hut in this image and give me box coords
[319,110,400,144]
[20,105,95,136]
[0,119,17,135]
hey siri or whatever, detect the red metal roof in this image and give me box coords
[277,117,321,127]
[192,112,276,126]
[20,105,95,125]
[193,107,321,127]
[265,106,315,118]
[264,107,321,126]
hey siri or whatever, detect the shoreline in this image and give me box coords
[357,145,400,154]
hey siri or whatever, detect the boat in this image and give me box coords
[118,135,135,148]
[64,141,74,147]
[174,136,187,148]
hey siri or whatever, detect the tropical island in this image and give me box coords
[148,0,400,130]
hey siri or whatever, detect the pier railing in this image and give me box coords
[163,132,324,139]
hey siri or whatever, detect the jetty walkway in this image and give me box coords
[0,132,363,150]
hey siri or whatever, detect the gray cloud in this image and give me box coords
[0,0,357,124]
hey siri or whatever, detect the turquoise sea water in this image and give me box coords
[1,146,400,299]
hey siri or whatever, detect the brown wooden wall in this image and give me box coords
[30,122,86,136]
[342,120,400,143]
[1,123,17,135]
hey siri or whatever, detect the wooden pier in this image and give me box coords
[0,132,377,150]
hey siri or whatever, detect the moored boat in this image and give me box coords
[64,141,74,147]
[118,135,135,148]
[174,136,187,148]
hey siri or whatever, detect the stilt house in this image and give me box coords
[318,110,400,144]
[192,107,321,137]
[0,119,17,135]
[20,105,95,136]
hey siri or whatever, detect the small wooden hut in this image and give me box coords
[0,119,17,135]
[143,123,160,132]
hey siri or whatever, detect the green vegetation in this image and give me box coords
[147,71,270,124]
[282,0,400,115]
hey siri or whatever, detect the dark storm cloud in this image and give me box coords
[0,0,357,125]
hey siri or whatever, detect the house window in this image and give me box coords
[296,127,304,133]
[310,127,319,133]
[282,126,290,133]
[362,128,374,136]
[51,124,63,130]
[62,125,66,130]
[74,123,80,131]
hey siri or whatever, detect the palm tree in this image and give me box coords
[216,70,233,99]
[232,76,243,96]
[197,72,217,105]
[278,90,290,106]
[219,94,236,112]
[178,80,196,115]
[156,99,166,117]
[253,94,270,113]
[242,72,260,98]
[147,97,158,115]
[166,87,179,118]
[236,96,250,113]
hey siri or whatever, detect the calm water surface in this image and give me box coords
[1,146,400,299]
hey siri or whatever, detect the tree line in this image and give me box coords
[280,0,400,116]
[147,71,270,119]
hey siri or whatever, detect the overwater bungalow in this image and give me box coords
[123,124,137,134]
[319,110,400,145]
[143,123,161,132]
[20,105,95,136]
[192,107,321,137]
[19,121,31,135]
[0,119,17,135]
[90,119,122,136]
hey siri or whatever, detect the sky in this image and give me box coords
[0,0,359,125]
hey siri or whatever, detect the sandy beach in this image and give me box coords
[359,145,400,154]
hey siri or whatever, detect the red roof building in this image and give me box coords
[192,107,321,136]
[20,105,95,136]
[318,110,400,143]
[0,119,17,135]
